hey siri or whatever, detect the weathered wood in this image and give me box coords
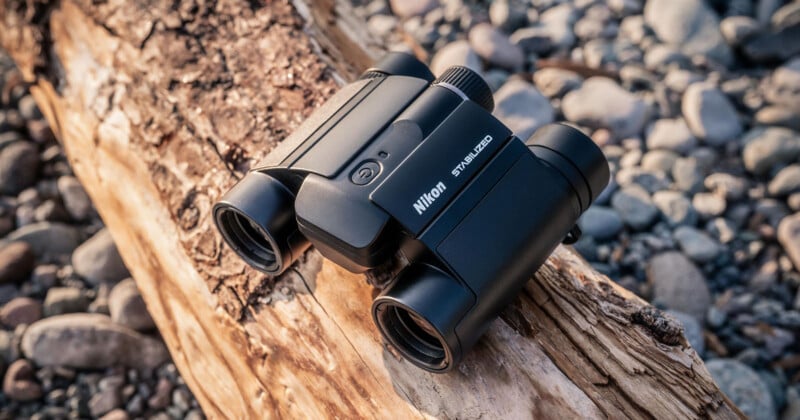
[0,0,744,418]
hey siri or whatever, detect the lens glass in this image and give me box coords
[218,209,279,272]
[378,304,447,370]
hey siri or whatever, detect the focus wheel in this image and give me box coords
[433,66,494,112]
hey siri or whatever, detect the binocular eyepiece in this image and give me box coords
[214,52,609,372]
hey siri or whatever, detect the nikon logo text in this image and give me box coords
[413,182,447,215]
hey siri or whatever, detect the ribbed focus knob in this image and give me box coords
[433,66,494,112]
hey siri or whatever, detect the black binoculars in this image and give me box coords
[213,53,609,372]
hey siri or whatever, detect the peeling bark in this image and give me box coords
[0,0,744,418]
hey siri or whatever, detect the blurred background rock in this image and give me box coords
[2,0,800,418]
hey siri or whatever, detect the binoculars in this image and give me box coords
[213,53,609,372]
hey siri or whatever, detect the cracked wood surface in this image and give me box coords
[0,0,744,418]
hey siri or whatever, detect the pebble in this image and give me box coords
[706,359,776,420]
[742,128,800,175]
[681,83,742,146]
[578,206,624,240]
[2,359,42,401]
[767,165,800,196]
[562,77,648,139]
[148,377,173,410]
[0,242,35,284]
[488,0,527,33]
[704,173,748,202]
[671,157,703,193]
[763,58,800,115]
[429,40,481,76]
[57,176,92,221]
[640,150,678,174]
[720,16,761,46]
[0,141,39,196]
[611,185,658,230]
[468,23,525,70]
[511,4,577,54]
[706,218,736,244]
[653,191,696,227]
[89,387,122,417]
[674,226,720,263]
[0,297,42,328]
[5,222,82,260]
[43,287,90,317]
[666,310,705,355]
[21,313,169,370]
[532,68,582,98]
[492,79,554,140]
[99,409,130,420]
[692,192,727,219]
[754,106,800,131]
[109,279,155,332]
[646,118,697,154]
[741,24,800,63]
[643,0,732,65]
[778,213,800,271]
[648,251,710,321]
[389,0,438,18]
[71,229,129,285]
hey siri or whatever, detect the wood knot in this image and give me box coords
[631,306,683,346]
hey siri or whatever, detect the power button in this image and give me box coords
[350,161,382,185]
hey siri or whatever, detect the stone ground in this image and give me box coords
[2,0,800,419]
[356,0,800,419]
[0,53,204,419]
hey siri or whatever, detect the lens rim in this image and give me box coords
[213,203,284,274]
[373,298,453,372]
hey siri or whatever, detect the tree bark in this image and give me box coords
[0,0,744,418]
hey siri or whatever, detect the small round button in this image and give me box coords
[351,161,382,185]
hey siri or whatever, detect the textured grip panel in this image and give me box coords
[433,66,494,112]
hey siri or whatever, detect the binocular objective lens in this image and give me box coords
[379,304,447,369]
[218,209,278,271]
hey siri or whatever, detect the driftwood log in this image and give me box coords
[0,0,744,418]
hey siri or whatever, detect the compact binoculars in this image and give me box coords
[213,52,609,372]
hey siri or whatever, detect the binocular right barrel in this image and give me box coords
[372,124,609,372]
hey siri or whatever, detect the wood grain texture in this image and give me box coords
[0,0,744,418]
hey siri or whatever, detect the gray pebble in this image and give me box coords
[0,141,39,196]
[389,0,438,18]
[640,150,679,174]
[646,118,697,154]
[705,173,748,201]
[71,228,129,285]
[578,206,624,240]
[611,185,659,230]
[21,313,169,370]
[653,190,696,226]
[767,164,800,196]
[671,157,704,193]
[706,359,776,420]
[674,226,721,263]
[682,83,742,146]
[562,77,649,139]
[720,16,761,46]
[5,222,82,261]
[778,213,800,270]
[430,40,482,76]
[532,68,582,98]
[43,287,90,317]
[109,278,155,332]
[648,251,711,321]
[692,192,727,219]
[468,23,525,70]
[492,79,554,140]
[742,128,800,175]
[644,0,732,65]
